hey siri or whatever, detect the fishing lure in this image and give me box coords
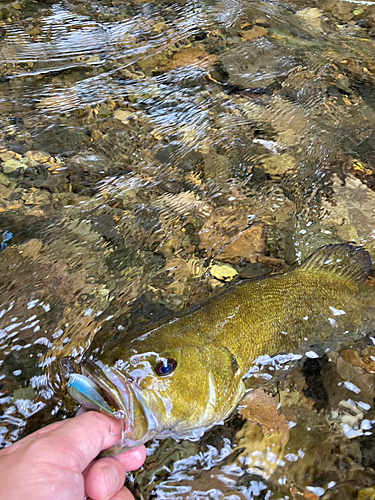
[67,373,115,417]
[66,369,126,446]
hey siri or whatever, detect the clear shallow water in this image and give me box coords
[1,0,375,498]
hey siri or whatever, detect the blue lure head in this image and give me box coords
[61,357,117,417]
[66,372,116,417]
[61,358,126,449]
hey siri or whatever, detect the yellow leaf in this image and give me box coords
[210,263,238,281]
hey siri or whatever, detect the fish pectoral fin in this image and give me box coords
[207,346,244,408]
[211,346,241,377]
[297,243,372,285]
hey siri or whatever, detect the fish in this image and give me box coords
[68,243,375,455]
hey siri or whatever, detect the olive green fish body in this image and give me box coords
[81,244,375,453]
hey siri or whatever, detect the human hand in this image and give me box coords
[0,411,146,500]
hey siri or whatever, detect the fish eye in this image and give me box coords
[154,357,177,377]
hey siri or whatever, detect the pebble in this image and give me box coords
[2,159,25,174]
[25,151,50,163]
[91,130,103,141]
[0,173,10,187]
[114,109,136,123]
[47,162,63,172]
[0,151,16,162]
[21,189,51,205]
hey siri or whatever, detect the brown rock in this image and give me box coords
[25,151,50,163]
[215,223,266,263]
[261,154,297,178]
[21,189,51,206]
[240,26,268,40]
[165,47,217,70]
[257,254,285,266]
[91,130,103,141]
[198,207,249,255]
[341,346,375,373]
[19,238,43,258]
[0,151,16,162]
[198,208,266,263]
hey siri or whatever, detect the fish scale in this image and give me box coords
[71,243,375,454]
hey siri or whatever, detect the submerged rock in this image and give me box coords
[198,207,267,263]
[321,174,375,253]
[261,153,297,178]
[221,39,299,89]
[2,158,27,174]
[0,150,17,162]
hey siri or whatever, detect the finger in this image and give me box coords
[82,446,146,486]
[85,456,126,500]
[0,421,66,456]
[110,487,136,500]
[114,446,146,471]
[46,412,124,471]
[29,420,66,437]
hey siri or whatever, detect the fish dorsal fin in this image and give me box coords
[297,243,372,285]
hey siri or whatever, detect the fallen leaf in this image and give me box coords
[304,490,319,500]
[235,389,289,478]
[210,263,238,281]
[357,487,375,500]
[341,347,375,374]
[239,389,289,438]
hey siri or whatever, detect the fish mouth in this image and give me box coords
[79,360,123,415]
[81,359,157,453]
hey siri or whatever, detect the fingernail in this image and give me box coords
[103,465,119,493]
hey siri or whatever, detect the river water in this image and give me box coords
[1,0,375,498]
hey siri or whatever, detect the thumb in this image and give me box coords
[46,412,125,471]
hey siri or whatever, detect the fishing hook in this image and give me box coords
[109,410,126,448]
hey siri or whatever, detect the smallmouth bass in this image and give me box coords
[70,244,375,454]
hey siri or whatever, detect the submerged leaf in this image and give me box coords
[235,389,289,478]
[210,263,238,281]
[239,389,289,438]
